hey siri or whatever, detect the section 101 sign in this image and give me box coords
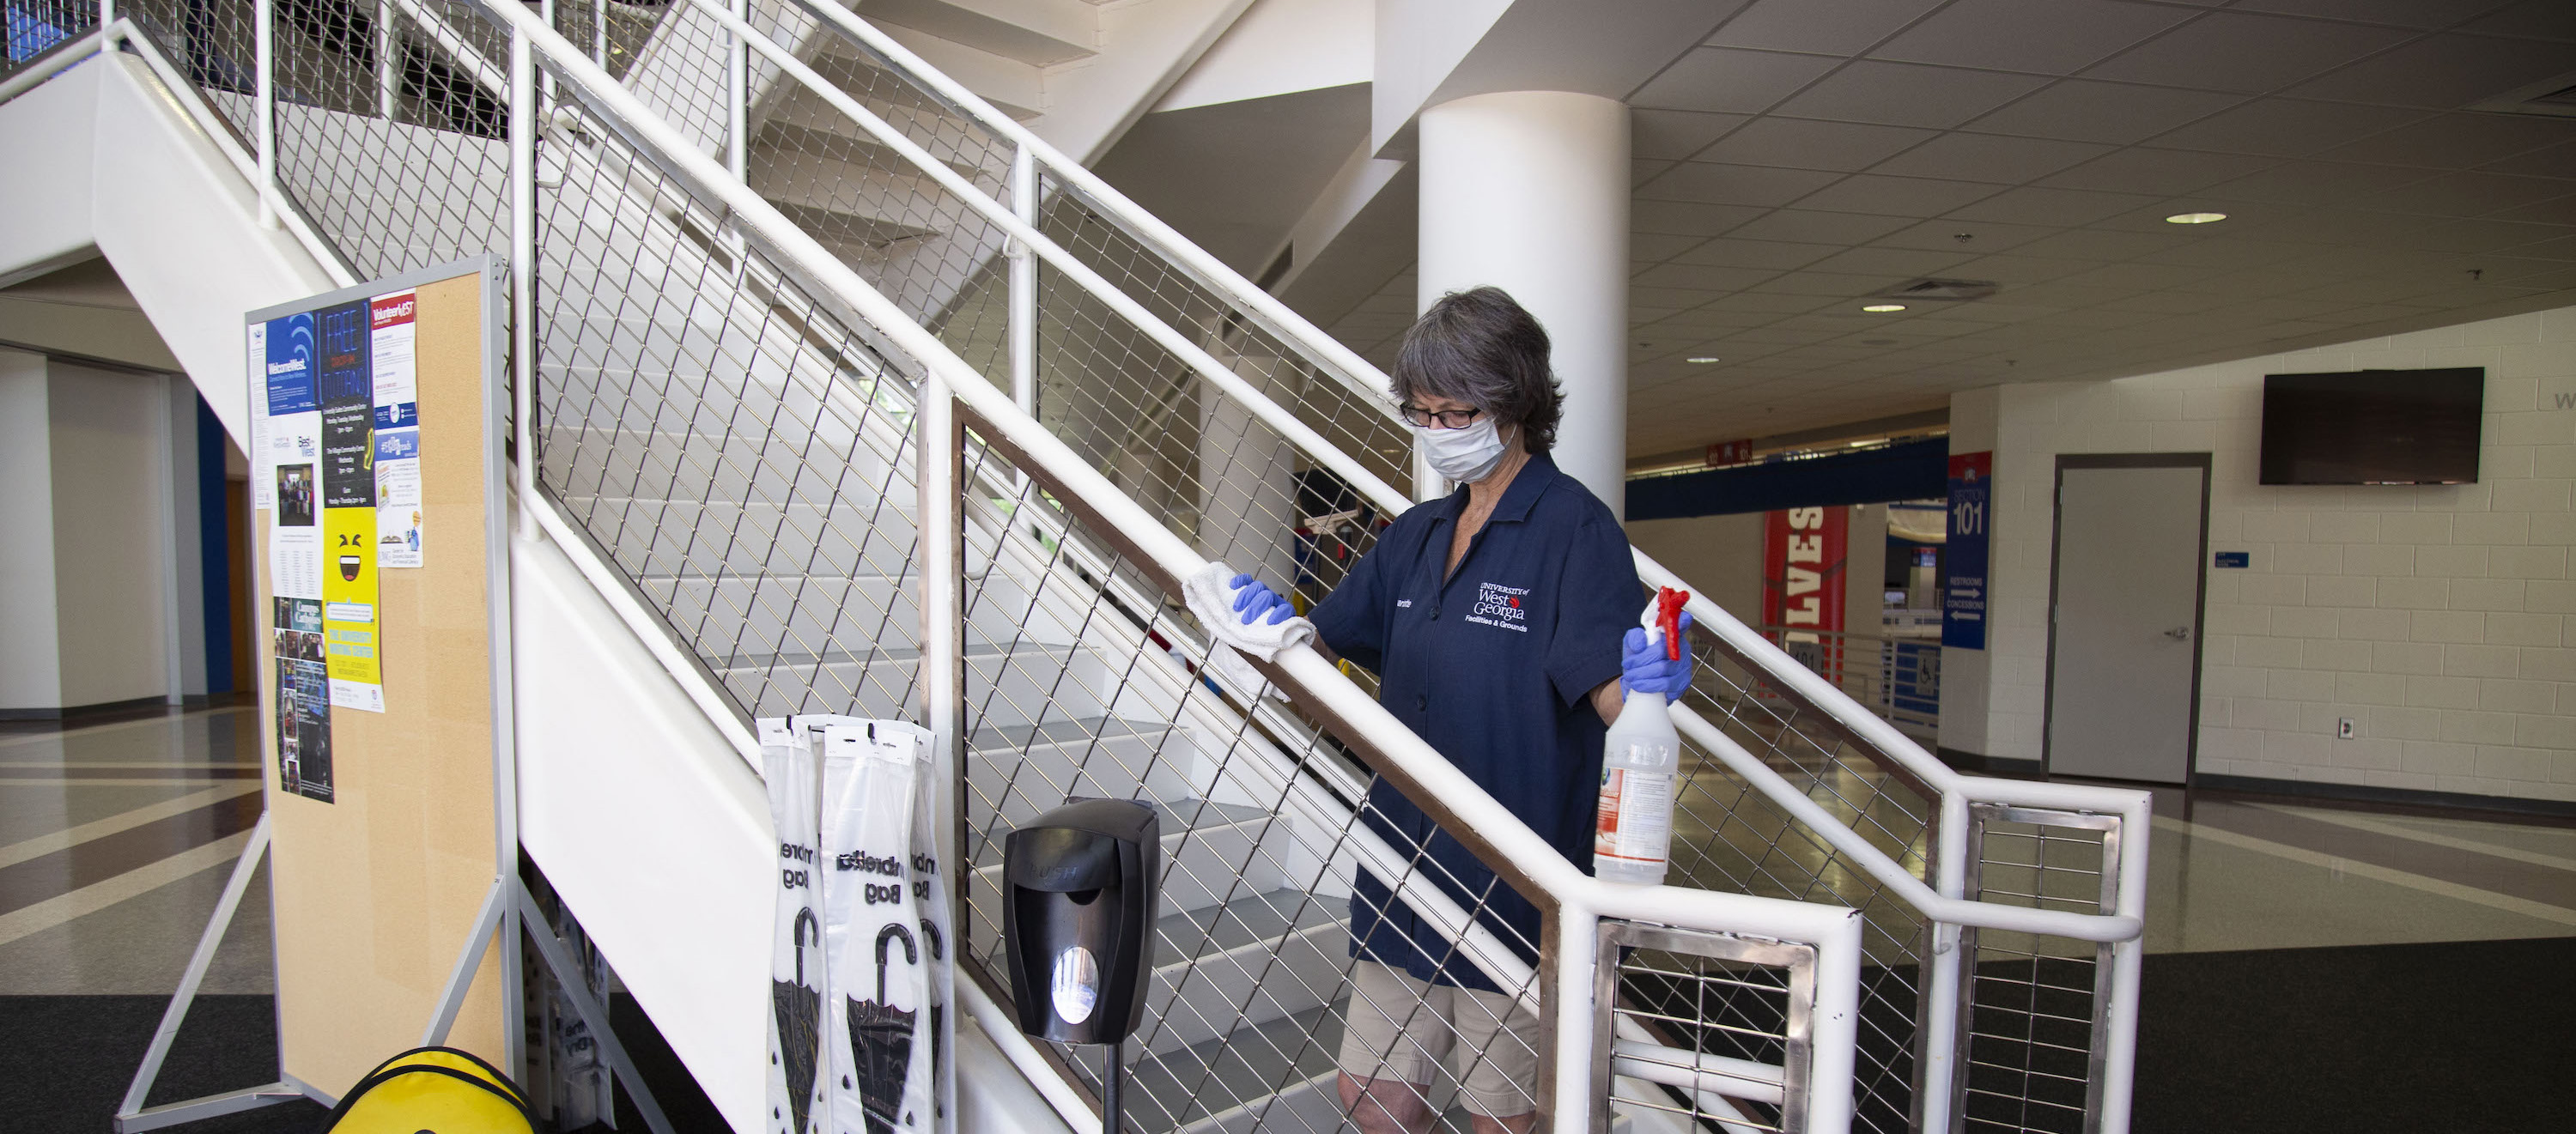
[1943,452,1990,651]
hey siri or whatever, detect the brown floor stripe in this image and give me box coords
[2190,800,2576,912]
[0,792,264,917]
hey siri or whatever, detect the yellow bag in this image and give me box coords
[318,1046,535,1134]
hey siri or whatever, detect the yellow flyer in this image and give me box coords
[317,298,386,712]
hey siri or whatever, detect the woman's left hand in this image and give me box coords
[1619,611,1694,698]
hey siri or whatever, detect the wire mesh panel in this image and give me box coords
[1955,804,2120,1134]
[3,0,97,79]
[1661,628,1937,1134]
[1595,920,1819,1134]
[953,424,1559,1134]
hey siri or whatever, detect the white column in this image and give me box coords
[1416,90,1629,517]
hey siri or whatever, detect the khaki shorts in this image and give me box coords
[1336,960,1541,1118]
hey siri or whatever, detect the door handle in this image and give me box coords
[2164,626,2190,641]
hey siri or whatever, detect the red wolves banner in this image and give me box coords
[1762,506,1849,680]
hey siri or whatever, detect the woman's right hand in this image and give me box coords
[1230,573,1295,626]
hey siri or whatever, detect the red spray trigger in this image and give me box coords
[1657,588,1690,662]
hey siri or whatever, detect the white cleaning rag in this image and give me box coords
[1182,561,1316,700]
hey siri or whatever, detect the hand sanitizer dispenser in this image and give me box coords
[1003,798,1161,1130]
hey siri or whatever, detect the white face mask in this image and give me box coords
[1417,416,1513,483]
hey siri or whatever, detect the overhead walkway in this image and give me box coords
[0,5,2151,1132]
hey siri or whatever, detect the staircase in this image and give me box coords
[3,3,2156,1133]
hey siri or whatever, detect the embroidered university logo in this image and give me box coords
[1467,582,1531,633]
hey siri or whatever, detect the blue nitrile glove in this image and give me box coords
[1230,573,1294,627]
[1620,611,1695,697]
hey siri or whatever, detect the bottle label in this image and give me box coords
[1595,768,1673,864]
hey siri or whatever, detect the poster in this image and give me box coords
[370,290,423,568]
[273,597,334,802]
[1761,506,1849,682]
[1943,452,1991,651]
[318,300,386,713]
[264,312,324,601]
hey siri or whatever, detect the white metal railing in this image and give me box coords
[15,0,2153,1127]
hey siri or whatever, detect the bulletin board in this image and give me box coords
[246,256,513,1099]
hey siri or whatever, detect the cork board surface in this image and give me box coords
[252,270,506,1097]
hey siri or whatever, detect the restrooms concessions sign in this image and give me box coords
[1762,506,1847,681]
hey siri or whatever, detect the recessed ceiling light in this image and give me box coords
[2165,211,2227,224]
[1862,304,1906,313]
[1686,356,1722,364]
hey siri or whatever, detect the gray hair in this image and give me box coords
[1391,287,1562,453]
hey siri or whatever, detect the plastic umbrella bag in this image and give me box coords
[908,726,955,1130]
[762,718,828,1134]
[821,722,933,1134]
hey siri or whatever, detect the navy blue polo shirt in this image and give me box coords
[1307,452,1643,991]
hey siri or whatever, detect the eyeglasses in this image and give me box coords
[1398,403,1485,429]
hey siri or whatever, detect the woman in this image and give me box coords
[1224,287,1693,1134]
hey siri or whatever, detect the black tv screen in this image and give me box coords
[2259,368,2484,485]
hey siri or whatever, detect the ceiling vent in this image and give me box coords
[2471,72,2576,118]
[1870,277,2000,302]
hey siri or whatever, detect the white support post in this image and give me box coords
[917,371,963,817]
[2096,804,2150,1134]
[253,0,276,227]
[1008,146,1037,418]
[1918,791,1970,1134]
[99,0,117,47]
[725,0,747,180]
[1552,907,1597,1134]
[592,0,607,64]
[375,0,397,118]
[509,31,538,545]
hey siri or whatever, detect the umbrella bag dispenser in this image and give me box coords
[763,717,953,1134]
[1002,800,1162,1133]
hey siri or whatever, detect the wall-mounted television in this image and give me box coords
[2259,367,2484,486]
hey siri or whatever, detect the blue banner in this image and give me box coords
[1942,452,1991,651]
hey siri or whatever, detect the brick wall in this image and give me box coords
[1944,304,2576,803]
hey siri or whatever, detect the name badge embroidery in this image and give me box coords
[1396,599,1412,608]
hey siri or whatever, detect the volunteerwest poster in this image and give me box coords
[317,300,386,713]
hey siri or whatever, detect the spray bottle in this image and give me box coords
[1595,587,1688,887]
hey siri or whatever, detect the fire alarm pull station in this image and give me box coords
[1003,798,1161,1131]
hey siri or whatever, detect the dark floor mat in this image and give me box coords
[0,992,723,1132]
[2134,936,2576,1133]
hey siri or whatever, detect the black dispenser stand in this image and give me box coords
[1000,798,1160,1134]
[1103,1041,1122,1134]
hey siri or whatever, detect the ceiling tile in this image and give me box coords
[1793,173,2007,216]
[1944,185,2167,226]
[1875,217,2066,252]
[2080,11,2414,94]
[1633,200,1771,235]
[2200,161,2436,206]
[2488,194,2576,225]
[1704,0,1944,55]
[1675,238,1845,269]
[1633,160,1678,187]
[2230,0,2517,30]
[1770,61,2051,129]
[2007,227,2191,260]
[1694,117,1941,171]
[1939,253,2108,283]
[1631,232,1710,263]
[2354,170,2576,216]
[1803,246,1986,276]
[1631,109,1753,160]
[2391,216,2573,253]
[2315,112,2576,169]
[1868,132,2111,183]
[1767,270,1912,297]
[2461,0,2576,40]
[2037,147,2279,194]
[1637,162,1844,206]
[2287,33,2576,109]
[1703,291,1850,313]
[2479,140,2576,179]
[1633,263,1790,291]
[2148,98,2431,156]
[1967,80,2245,144]
[2132,238,2327,269]
[1723,209,1919,244]
[1631,47,1843,112]
[1871,0,2196,74]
